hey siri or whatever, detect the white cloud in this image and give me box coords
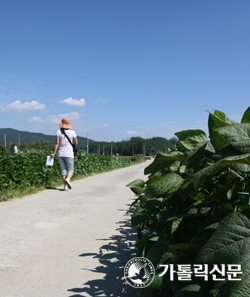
[27,112,80,124]
[126,130,146,135]
[27,116,43,123]
[0,100,46,112]
[58,97,86,106]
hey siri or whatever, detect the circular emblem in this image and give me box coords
[124,257,155,288]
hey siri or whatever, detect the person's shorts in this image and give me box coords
[58,157,74,175]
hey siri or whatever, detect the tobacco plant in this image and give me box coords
[127,108,250,297]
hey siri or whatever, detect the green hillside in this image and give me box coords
[0,128,93,149]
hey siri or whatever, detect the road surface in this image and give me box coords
[0,160,151,297]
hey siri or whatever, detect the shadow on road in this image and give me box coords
[67,208,138,297]
[46,186,65,192]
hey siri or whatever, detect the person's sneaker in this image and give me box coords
[65,178,72,189]
[64,184,68,191]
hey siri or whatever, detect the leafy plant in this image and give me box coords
[127,107,250,297]
[0,152,134,199]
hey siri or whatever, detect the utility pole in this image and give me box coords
[87,133,89,154]
[111,143,113,155]
[4,133,6,147]
[103,146,105,155]
[18,134,20,146]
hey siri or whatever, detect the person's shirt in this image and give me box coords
[56,129,77,158]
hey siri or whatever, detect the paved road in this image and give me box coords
[0,160,151,297]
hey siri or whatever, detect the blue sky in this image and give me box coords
[1,0,250,142]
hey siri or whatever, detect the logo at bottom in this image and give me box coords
[124,257,155,288]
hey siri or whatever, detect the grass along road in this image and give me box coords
[0,159,152,297]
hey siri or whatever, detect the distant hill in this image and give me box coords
[0,128,94,148]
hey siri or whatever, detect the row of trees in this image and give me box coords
[0,136,178,156]
[88,136,178,156]
[0,139,54,153]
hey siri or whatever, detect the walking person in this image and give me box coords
[51,117,78,190]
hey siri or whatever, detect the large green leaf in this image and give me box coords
[214,110,226,121]
[213,109,237,125]
[241,106,250,123]
[126,179,145,188]
[144,152,185,175]
[171,218,183,234]
[230,163,250,172]
[207,111,230,151]
[146,171,163,185]
[209,130,227,151]
[207,110,230,131]
[185,142,207,169]
[175,129,207,151]
[197,212,250,296]
[192,153,250,191]
[131,206,148,227]
[170,160,182,173]
[220,260,250,297]
[147,173,183,198]
[215,123,250,153]
[126,179,145,195]
[197,212,250,264]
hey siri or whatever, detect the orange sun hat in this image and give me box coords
[57,117,72,129]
